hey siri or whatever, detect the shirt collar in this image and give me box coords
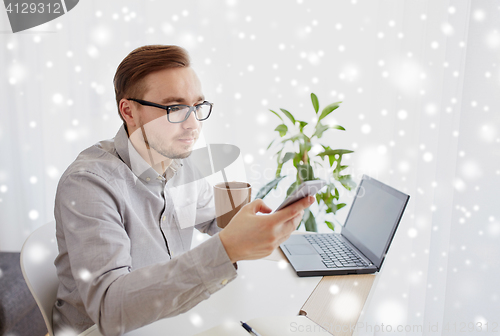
[114,124,182,184]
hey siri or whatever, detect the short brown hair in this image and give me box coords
[113,45,191,123]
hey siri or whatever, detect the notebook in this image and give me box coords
[280,175,410,277]
[193,316,332,336]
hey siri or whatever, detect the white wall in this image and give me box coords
[0,0,498,334]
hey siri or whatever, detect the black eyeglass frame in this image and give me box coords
[127,98,213,123]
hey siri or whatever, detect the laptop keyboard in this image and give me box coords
[304,234,370,269]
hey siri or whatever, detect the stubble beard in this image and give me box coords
[138,117,199,161]
[146,133,196,160]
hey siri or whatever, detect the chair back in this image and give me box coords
[20,221,59,336]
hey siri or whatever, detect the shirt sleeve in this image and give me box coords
[55,172,237,336]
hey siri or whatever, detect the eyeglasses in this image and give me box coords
[127,98,213,123]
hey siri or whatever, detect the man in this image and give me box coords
[52,45,314,336]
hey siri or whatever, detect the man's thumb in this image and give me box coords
[270,196,314,222]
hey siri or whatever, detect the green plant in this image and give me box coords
[254,93,356,232]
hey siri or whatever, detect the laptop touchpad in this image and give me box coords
[286,244,318,255]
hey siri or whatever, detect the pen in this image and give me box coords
[240,321,264,336]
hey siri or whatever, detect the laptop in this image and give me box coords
[280,175,410,277]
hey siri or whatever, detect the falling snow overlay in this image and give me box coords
[1,1,499,335]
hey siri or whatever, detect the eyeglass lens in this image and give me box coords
[168,104,210,123]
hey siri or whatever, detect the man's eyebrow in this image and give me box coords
[160,96,205,105]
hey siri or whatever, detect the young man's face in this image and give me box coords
[126,67,204,163]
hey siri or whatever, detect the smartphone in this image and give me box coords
[274,180,326,212]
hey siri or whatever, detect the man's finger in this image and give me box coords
[284,211,304,231]
[259,206,273,214]
[276,215,303,245]
[268,196,314,223]
[247,199,273,214]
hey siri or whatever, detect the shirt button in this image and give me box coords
[162,216,166,221]
[146,177,151,182]
[221,279,228,285]
[157,176,162,180]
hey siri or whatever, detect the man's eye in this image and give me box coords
[170,106,182,112]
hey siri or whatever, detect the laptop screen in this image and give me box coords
[341,176,409,269]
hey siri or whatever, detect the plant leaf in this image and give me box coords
[298,120,308,133]
[266,139,275,150]
[312,122,329,139]
[326,201,347,215]
[338,175,356,191]
[333,203,347,214]
[311,93,319,113]
[315,192,322,204]
[330,124,346,131]
[292,153,301,168]
[317,149,354,158]
[325,220,335,231]
[274,124,288,137]
[280,108,296,125]
[336,165,349,173]
[254,176,286,200]
[318,102,341,122]
[282,152,295,164]
[286,181,300,197]
[313,160,324,169]
[319,145,333,165]
[281,133,307,144]
[328,154,335,167]
[297,163,315,181]
[269,109,283,122]
[304,209,317,232]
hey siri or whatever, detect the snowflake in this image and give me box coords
[28,210,39,220]
[190,312,203,327]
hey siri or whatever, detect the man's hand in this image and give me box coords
[218,196,315,263]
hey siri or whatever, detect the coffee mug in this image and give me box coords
[214,182,251,228]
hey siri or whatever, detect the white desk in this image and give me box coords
[82,253,374,336]
[124,259,321,335]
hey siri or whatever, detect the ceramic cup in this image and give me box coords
[214,182,252,228]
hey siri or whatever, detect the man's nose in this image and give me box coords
[182,108,200,129]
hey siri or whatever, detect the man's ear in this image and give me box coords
[119,98,137,129]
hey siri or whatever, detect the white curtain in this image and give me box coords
[1,0,498,334]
